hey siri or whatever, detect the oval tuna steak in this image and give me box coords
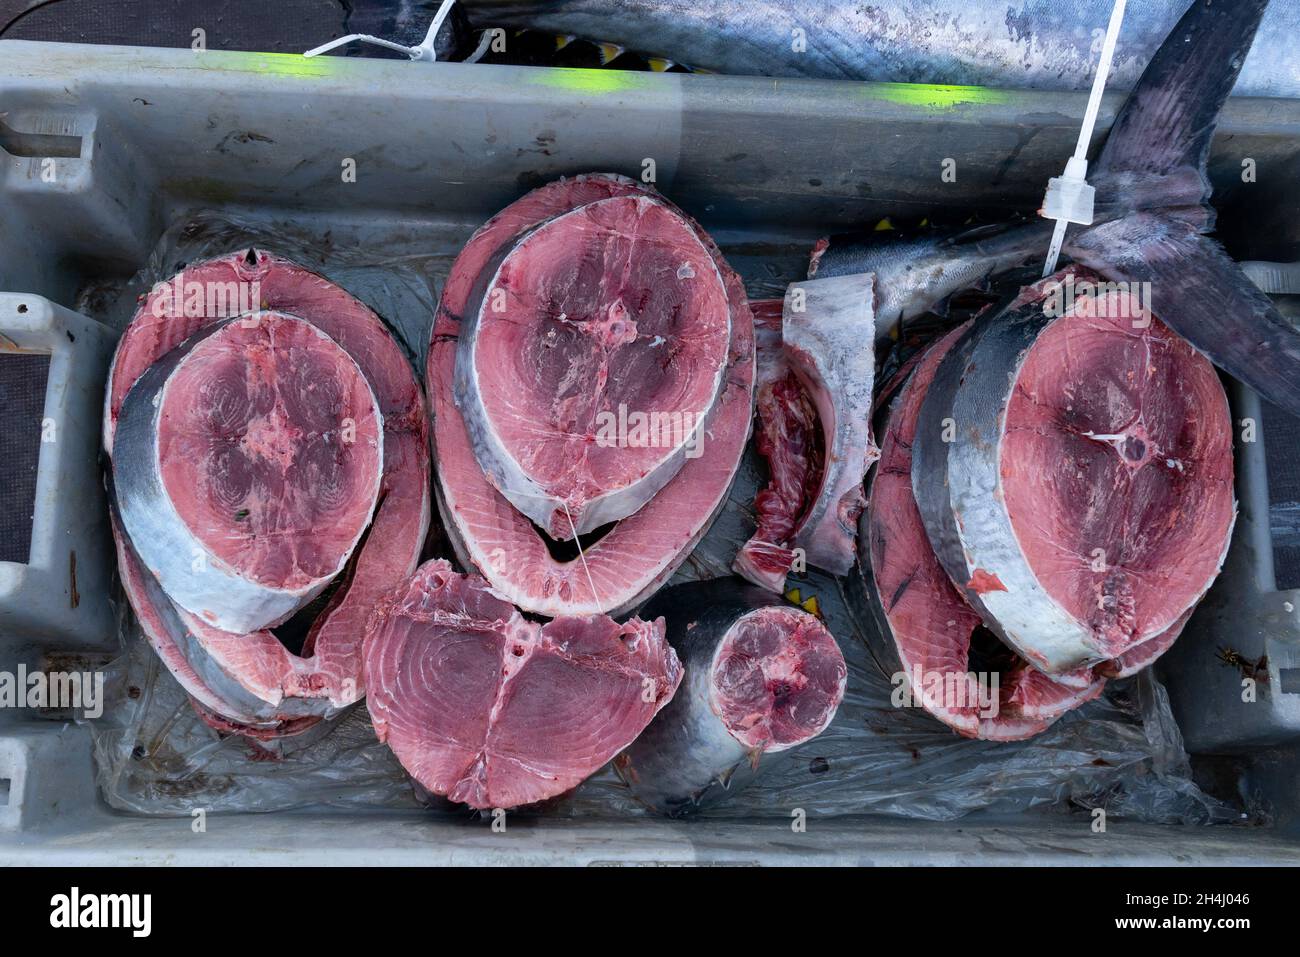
[113,313,384,633]
[430,173,755,617]
[913,268,1235,674]
[615,579,846,815]
[106,250,431,726]
[364,559,683,810]
[455,193,731,539]
[863,324,1106,740]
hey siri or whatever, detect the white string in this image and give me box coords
[562,500,603,611]
[1042,0,1128,276]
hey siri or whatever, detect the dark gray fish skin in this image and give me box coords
[615,579,840,817]
[909,321,981,603]
[455,0,1300,97]
[108,498,327,725]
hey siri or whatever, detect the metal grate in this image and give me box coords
[1263,399,1300,591]
[0,353,50,564]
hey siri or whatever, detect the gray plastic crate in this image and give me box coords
[1,39,1299,864]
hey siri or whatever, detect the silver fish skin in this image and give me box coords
[616,579,845,816]
[810,223,1050,343]
[459,0,1300,97]
[782,273,879,574]
[911,297,1106,672]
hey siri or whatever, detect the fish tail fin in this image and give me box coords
[1094,0,1270,213]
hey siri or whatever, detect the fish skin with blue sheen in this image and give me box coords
[454,0,1300,97]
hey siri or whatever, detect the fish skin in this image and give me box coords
[810,222,1051,343]
[781,273,879,575]
[455,0,1300,97]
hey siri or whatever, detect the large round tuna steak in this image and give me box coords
[456,194,731,540]
[113,312,383,634]
[364,559,683,810]
[429,174,755,618]
[913,269,1235,674]
[863,324,1106,740]
[106,250,431,729]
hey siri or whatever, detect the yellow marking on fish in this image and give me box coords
[598,42,625,65]
[801,595,820,616]
[555,34,575,51]
[875,217,894,232]
[647,58,675,73]
[785,587,802,605]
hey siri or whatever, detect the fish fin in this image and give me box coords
[597,42,625,65]
[554,34,575,52]
[747,746,764,771]
[874,217,895,232]
[801,594,820,616]
[1094,0,1267,203]
[785,587,802,605]
[647,57,675,73]
[1067,213,1300,416]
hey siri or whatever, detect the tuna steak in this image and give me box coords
[615,579,844,815]
[912,269,1236,674]
[862,324,1106,740]
[430,174,755,617]
[733,275,878,589]
[364,559,682,809]
[454,193,731,539]
[106,250,431,725]
[113,313,384,633]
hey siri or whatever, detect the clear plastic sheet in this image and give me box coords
[87,212,1236,825]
